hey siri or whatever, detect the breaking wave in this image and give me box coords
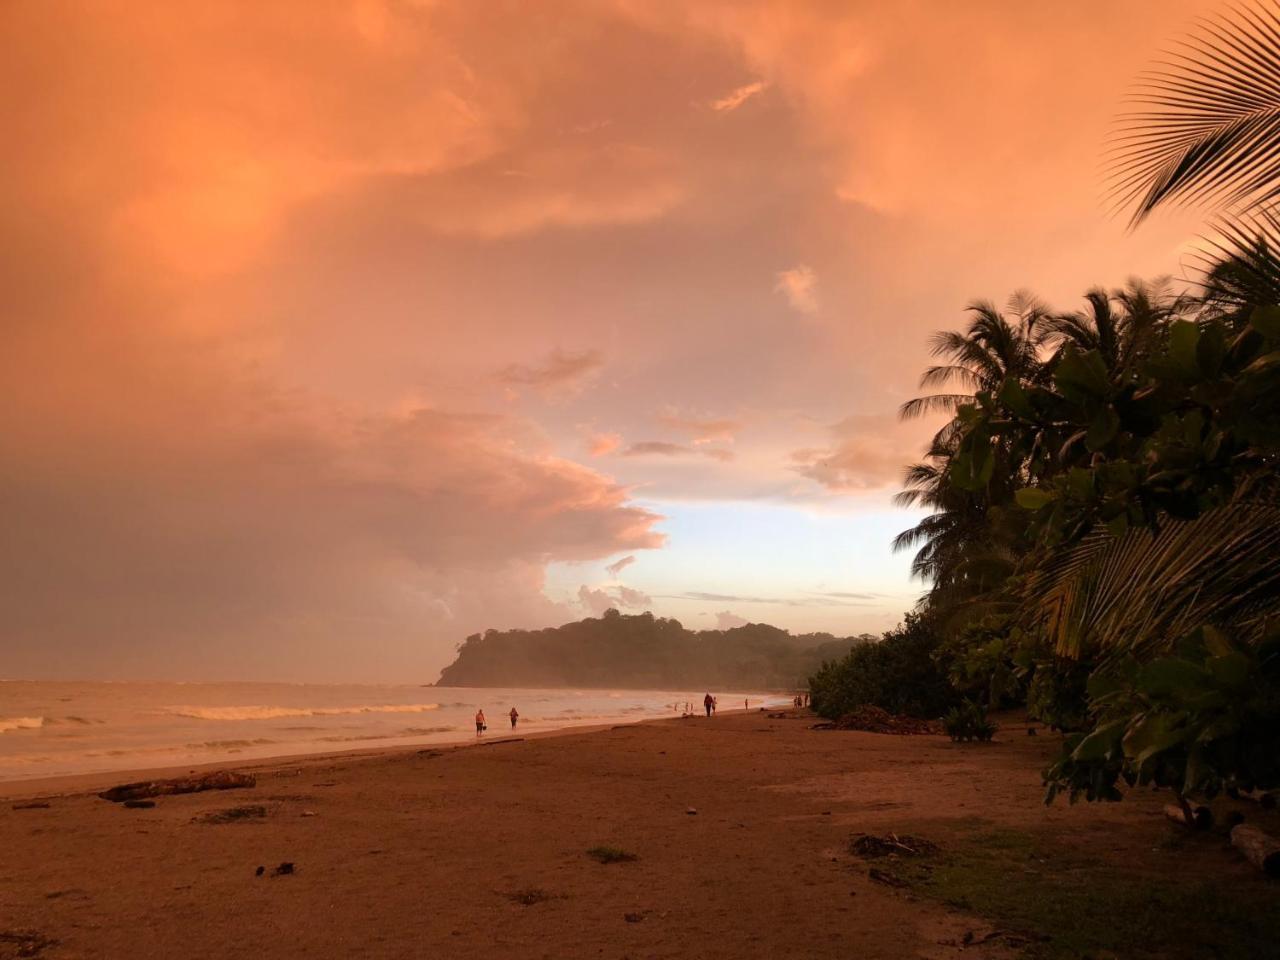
[0,716,45,734]
[165,703,441,721]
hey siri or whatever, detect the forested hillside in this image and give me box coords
[436,609,871,689]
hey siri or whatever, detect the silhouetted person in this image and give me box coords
[475,709,486,737]
[509,706,519,729]
[703,693,714,717]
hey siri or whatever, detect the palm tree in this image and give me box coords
[1043,279,1189,380]
[1108,2,1280,226]
[899,293,1049,422]
[894,294,1049,613]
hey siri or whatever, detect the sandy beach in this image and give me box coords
[2,710,1274,960]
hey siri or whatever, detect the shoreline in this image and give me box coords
[0,705,762,801]
[7,707,1272,959]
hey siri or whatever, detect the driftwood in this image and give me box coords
[98,770,255,804]
[1230,823,1280,877]
[1163,802,1212,830]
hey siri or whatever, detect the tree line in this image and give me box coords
[812,3,1280,804]
[436,609,873,690]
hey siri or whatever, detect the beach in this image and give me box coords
[4,709,1274,960]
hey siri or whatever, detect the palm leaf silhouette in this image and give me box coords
[1021,501,1280,662]
[1109,2,1280,226]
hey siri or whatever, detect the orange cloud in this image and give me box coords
[711,79,768,112]
[657,413,741,444]
[498,349,605,395]
[775,265,819,314]
[623,441,735,462]
[588,433,624,457]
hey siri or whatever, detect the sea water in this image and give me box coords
[0,681,789,782]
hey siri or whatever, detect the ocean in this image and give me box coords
[0,681,789,782]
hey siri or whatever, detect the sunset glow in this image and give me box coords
[3,1,1211,681]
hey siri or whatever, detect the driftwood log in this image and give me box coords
[1163,802,1212,830]
[98,770,255,803]
[1230,823,1280,877]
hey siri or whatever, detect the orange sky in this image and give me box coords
[1,0,1216,680]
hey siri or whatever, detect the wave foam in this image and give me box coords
[165,703,441,722]
[0,716,45,733]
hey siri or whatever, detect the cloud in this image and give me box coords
[657,412,741,445]
[714,610,749,628]
[622,441,734,462]
[605,555,636,577]
[587,432,623,457]
[577,583,651,615]
[711,79,768,112]
[617,585,652,607]
[498,348,604,395]
[667,591,871,607]
[577,585,617,616]
[790,414,929,493]
[775,265,819,315]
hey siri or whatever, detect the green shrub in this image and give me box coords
[1024,658,1090,731]
[809,613,958,720]
[1044,625,1280,804]
[942,701,997,742]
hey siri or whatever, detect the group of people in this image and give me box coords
[474,706,519,736]
[475,691,777,736]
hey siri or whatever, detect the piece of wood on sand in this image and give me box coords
[1163,802,1212,830]
[1230,823,1280,877]
[98,770,256,804]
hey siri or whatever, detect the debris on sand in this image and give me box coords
[587,846,638,864]
[831,706,941,735]
[10,802,51,811]
[271,862,295,876]
[0,929,57,957]
[867,867,909,888]
[195,804,268,825]
[850,833,939,859]
[98,770,255,803]
[507,888,560,906]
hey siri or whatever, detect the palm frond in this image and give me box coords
[1107,2,1280,226]
[898,394,971,420]
[1021,500,1280,661]
[1194,207,1280,309]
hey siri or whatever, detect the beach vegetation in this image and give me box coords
[941,701,996,743]
[808,613,957,720]
[814,3,1280,806]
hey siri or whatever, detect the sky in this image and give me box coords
[1,0,1215,682]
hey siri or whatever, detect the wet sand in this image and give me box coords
[0,710,1263,959]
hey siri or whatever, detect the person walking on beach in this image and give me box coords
[475,709,486,737]
[509,706,519,730]
[703,693,714,717]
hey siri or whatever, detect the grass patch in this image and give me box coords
[879,827,1280,960]
[587,845,638,864]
